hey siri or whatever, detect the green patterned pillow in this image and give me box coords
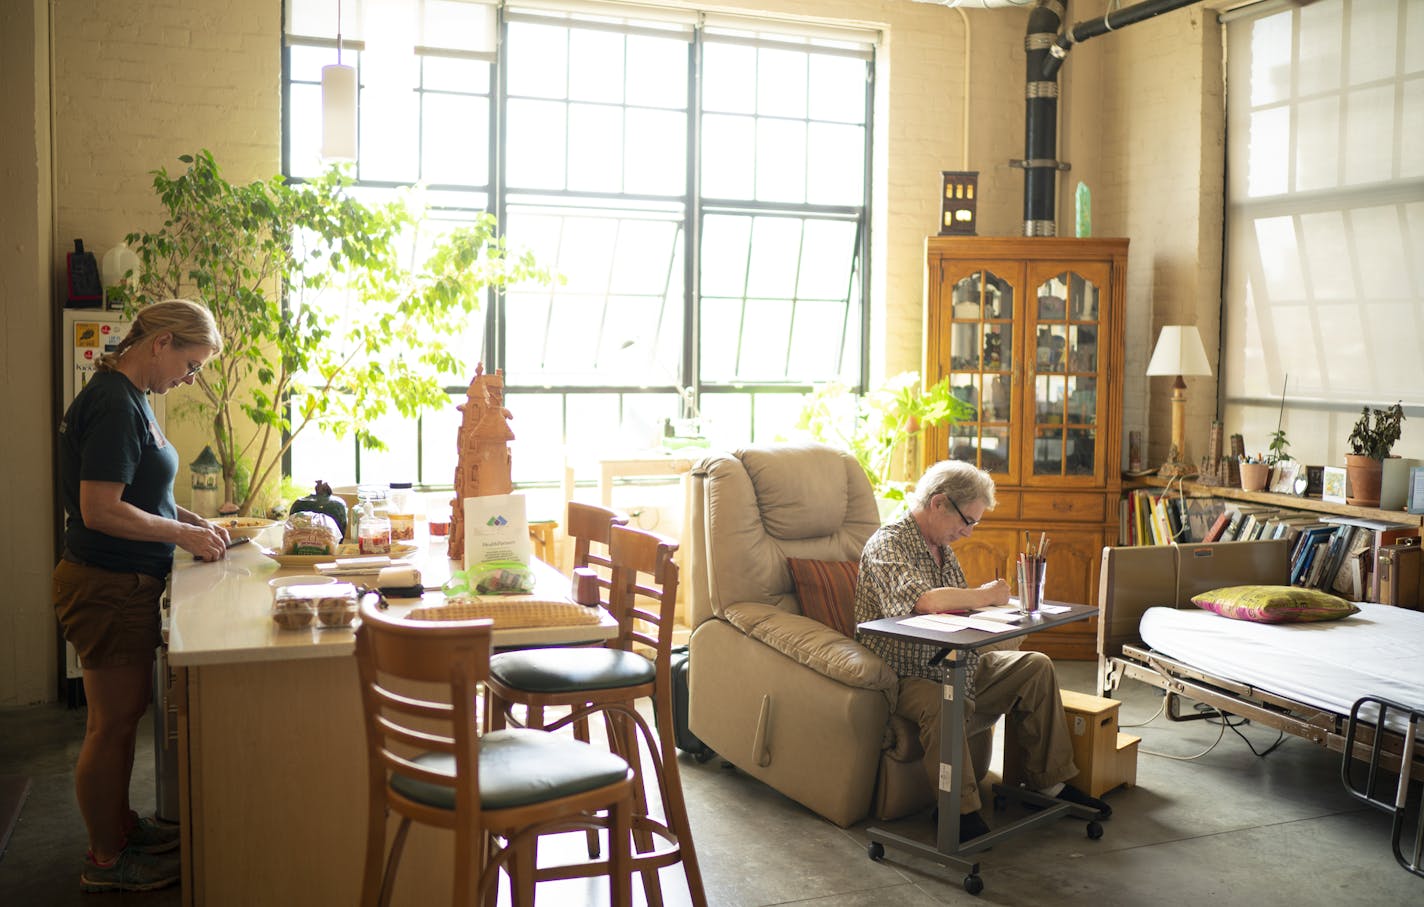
[1190,585,1360,623]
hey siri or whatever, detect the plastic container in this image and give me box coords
[426,494,452,546]
[356,485,391,555]
[388,481,416,542]
[271,581,359,630]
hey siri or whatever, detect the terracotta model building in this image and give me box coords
[448,363,515,565]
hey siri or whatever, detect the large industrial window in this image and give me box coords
[282,1,875,490]
[1221,0,1424,434]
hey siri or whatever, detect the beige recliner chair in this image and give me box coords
[685,443,998,828]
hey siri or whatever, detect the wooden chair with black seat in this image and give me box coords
[353,598,636,907]
[485,524,707,907]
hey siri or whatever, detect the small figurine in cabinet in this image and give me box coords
[982,331,1003,368]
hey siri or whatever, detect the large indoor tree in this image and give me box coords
[109,150,548,515]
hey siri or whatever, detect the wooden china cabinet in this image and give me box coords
[922,237,1127,660]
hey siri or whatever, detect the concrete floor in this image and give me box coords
[1,661,1419,905]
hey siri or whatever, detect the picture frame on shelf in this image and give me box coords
[1304,465,1325,497]
[1408,465,1424,515]
[1321,466,1348,504]
[1269,460,1300,495]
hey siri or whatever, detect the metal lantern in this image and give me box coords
[190,445,222,518]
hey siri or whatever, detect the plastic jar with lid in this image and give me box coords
[388,482,416,541]
[356,485,391,554]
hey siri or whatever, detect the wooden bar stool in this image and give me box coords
[353,599,636,907]
[486,525,707,907]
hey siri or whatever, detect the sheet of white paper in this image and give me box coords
[899,614,1012,633]
[1009,599,1071,615]
[900,614,972,632]
[972,608,1024,623]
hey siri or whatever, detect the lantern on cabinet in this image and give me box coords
[190,445,222,518]
[939,171,979,236]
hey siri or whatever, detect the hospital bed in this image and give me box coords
[1096,540,1424,877]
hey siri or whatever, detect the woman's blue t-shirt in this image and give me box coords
[59,370,178,578]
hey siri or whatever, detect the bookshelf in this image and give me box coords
[1126,475,1424,528]
[1122,474,1423,605]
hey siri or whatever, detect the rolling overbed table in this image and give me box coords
[857,601,1102,896]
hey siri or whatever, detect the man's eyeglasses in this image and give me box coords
[945,495,978,528]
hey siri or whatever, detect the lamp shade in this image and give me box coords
[1145,325,1212,377]
[320,63,358,162]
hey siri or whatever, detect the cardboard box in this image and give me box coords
[1059,690,1122,798]
[1116,732,1141,790]
[1004,689,1131,798]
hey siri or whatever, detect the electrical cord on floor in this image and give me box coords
[1125,697,1287,761]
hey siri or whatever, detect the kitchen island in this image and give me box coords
[168,528,614,906]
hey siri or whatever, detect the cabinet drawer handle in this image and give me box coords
[1052,500,1073,512]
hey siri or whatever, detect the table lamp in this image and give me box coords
[1145,325,1212,477]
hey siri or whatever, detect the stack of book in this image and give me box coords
[1120,489,1226,546]
[1287,517,1418,600]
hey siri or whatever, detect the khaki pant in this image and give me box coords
[897,650,1077,813]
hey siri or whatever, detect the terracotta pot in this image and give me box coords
[1239,461,1270,492]
[1344,453,1383,507]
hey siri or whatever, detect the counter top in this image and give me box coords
[168,526,615,667]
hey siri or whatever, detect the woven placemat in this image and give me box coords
[407,597,602,628]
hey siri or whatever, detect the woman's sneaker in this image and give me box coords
[125,813,180,854]
[80,847,180,892]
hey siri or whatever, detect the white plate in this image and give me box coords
[259,542,417,567]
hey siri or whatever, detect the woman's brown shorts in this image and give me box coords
[53,557,165,669]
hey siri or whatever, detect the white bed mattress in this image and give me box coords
[1139,602,1424,719]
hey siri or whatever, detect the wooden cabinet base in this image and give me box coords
[179,657,456,906]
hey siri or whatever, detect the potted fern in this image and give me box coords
[1344,402,1404,507]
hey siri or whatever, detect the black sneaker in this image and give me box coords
[1056,783,1112,819]
[958,810,991,843]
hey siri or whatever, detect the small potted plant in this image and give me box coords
[1345,402,1405,507]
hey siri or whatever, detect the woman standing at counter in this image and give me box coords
[53,299,228,892]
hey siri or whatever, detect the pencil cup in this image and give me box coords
[1017,556,1046,614]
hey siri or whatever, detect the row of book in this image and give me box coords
[1120,489,1227,546]
[1118,490,1420,601]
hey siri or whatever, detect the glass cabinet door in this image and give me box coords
[1027,265,1106,482]
[942,266,1016,477]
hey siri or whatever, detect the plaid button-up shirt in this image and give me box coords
[853,512,982,697]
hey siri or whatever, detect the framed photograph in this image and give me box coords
[1304,465,1325,497]
[1269,460,1301,495]
[1321,466,1348,504]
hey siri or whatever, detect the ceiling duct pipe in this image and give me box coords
[1021,0,1203,236]
[1042,0,1205,80]
[1022,1,1065,236]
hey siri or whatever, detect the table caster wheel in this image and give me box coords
[867,841,885,862]
[964,873,984,895]
[1086,820,1104,840]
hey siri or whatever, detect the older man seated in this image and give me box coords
[853,459,1111,842]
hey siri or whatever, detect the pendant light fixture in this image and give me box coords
[321,0,357,162]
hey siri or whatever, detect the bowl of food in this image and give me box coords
[215,516,279,541]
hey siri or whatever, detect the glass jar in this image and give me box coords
[388,482,416,542]
[356,485,391,554]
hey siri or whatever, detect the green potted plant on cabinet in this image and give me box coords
[108,150,550,515]
[792,371,975,517]
[1344,401,1405,507]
